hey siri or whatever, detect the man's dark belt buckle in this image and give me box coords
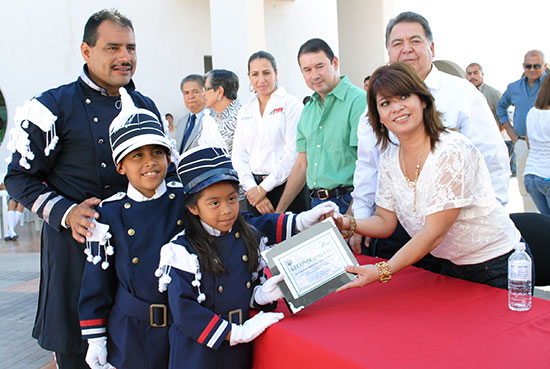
[316,189,330,201]
[228,309,243,325]
[150,304,167,327]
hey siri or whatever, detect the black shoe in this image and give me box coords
[4,235,12,241]
[11,234,18,241]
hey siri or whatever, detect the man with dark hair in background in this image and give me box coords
[5,9,165,368]
[177,74,210,153]
[275,38,366,214]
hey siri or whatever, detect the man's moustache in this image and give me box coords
[111,63,133,70]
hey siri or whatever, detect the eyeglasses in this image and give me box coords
[524,64,542,70]
[204,86,215,91]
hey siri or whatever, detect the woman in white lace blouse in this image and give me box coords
[337,63,522,290]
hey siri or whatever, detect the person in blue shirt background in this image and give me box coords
[497,49,547,212]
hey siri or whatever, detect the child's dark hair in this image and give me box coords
[184,182,260,274]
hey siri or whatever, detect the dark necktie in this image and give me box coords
[181,113,196,152]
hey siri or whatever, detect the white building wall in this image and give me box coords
[337,0,391,88]
[264,0,340,101]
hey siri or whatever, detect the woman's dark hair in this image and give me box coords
[183,181,259,274]
[367,62,445,151]
[248,51,277,72]
[535,75,550,109]
[205,69,239,100]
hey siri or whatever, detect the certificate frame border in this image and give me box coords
[262,219,359,314]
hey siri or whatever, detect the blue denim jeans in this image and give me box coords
[524,174,550,215]
[311,192,352,214]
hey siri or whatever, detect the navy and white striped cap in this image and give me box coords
[109,87,173,165]
[177,146,239,194]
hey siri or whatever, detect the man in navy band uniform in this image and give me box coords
[4,9,169,368]
[177,74,211,153]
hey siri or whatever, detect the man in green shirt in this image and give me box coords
[275,38,366,214]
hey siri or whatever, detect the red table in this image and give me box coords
[253,255,550,369]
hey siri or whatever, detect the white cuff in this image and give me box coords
[61,204,77,229]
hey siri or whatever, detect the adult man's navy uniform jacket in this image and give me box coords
[4,67,165,354]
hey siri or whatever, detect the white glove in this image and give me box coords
[254,274,284,305]
[85,337,115,369]
[229,311,284,346]
[295,201,340,231]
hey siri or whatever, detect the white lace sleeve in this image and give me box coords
[374,147,396,213]
[426,135,494,218]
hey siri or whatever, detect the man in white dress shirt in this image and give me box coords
[351,11,510,264]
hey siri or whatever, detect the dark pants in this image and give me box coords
[372,221,443,273]
[440,240,535,290]
[245,179,311,216]
[54,351,89,369]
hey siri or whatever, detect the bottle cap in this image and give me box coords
[515,242,526,251]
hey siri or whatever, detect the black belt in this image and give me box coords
[115,286,172,328]
[311,186,354,200]
[517,136,526,140]
[253,174,268,184]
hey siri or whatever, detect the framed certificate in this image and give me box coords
[261,218,359,313]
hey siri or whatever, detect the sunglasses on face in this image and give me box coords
[524,64,542,70]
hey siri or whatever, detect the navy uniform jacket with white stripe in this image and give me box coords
[167,212,295,369]
[79,182,185,369]
[4,66,166,354]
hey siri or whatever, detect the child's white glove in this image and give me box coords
[295,201,339,231]
[254,274,284,305]
[85,337,115,369]
[229,311,284,346]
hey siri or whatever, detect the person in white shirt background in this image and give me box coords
[232,51,310,215]
[524,75,550,215]
[351,11,510,270]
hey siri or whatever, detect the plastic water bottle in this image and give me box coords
[508,242,532,311]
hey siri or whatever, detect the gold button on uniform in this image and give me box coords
[85,98,91,104]
[93,117,99,122]
[124,202,131,209]
[132,257,139,264]
[241,255,248,262]
[168,193,176,200]
[218,285,224,293]
[127,228,135,236]
[235,232,240,239]
[177,219,183,226]
[246,281,251,289]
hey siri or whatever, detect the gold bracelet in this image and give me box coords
[256,185,265,195]
[374,261,392,283]
[341,214,357,238]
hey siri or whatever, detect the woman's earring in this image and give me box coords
[249,83,255,92]
[275,80,279,89]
